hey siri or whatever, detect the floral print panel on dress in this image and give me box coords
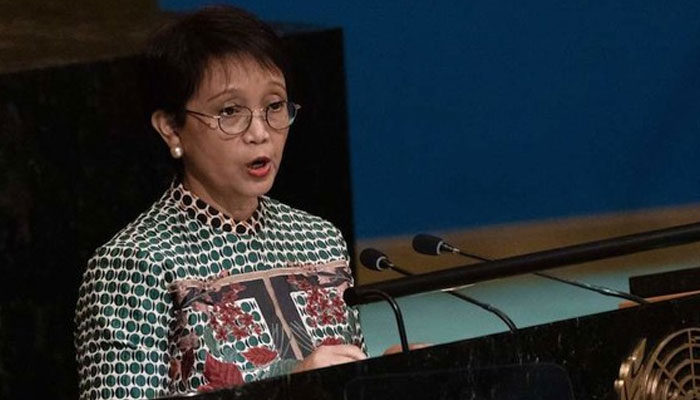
[167,260,361,392]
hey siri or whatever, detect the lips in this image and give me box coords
[246,156,272,178]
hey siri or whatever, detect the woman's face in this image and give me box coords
[177,57,289,206]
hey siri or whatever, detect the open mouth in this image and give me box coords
[247,157,270,170]
[246,156,272,177]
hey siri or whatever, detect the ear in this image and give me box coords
[151,110,182,151]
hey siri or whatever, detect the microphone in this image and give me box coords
[413,233,649,305]
[360,248,415,276]
[413,233,489,261]
[359,248,517,332]
[360,248,395,271]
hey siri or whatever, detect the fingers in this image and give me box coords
[323,344,367,361]
[294,344,367,373]
[383,342,433,355]
[323,354,360,367]
[382,344,403,355]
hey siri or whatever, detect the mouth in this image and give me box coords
[246,156,272,177]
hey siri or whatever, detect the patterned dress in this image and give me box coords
[74,183,365,400]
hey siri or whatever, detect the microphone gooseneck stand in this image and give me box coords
[430,282,518,332]
[358,289,410,354]
[413,234,650,305]
[361,251,517,333]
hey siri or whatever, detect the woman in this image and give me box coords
[74,6,366,400]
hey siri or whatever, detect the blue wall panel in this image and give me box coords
[159,1,700,238]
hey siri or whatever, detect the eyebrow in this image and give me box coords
[206,80,287,103]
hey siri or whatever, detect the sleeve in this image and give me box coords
[74,246,173,400]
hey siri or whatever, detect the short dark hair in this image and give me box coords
[145,5,289,126]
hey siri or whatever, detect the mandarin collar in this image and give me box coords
[171,183,265,235]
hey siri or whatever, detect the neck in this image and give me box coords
[181,174,258,222]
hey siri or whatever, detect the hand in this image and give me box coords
[382,342,432,355]
[293,344,367,373]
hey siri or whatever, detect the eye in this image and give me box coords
[267,101,287,113]
[219,105,245,117]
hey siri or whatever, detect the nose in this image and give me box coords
[241,113,270,144]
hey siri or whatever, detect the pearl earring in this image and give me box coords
[171,146,183,159]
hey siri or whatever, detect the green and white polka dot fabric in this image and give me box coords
[75,183,365,400]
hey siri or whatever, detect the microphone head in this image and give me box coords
[359,248,392,271]
[412,233,444,256]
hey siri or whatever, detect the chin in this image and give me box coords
[246,179,276,198]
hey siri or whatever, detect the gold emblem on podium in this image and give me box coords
[615,328,700,400]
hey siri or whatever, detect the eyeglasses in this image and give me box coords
[185,101,301,136]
